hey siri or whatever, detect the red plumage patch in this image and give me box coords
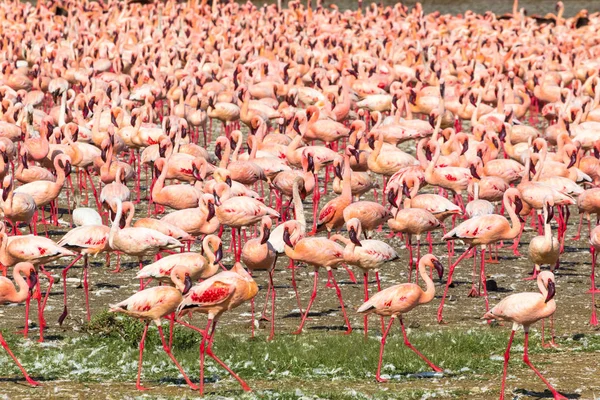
[191,285,229,304]
[180,168,193,175]
[38,247,47,255]
[445,174,457,181]
[319,205,335,221]
[147,138,158,145]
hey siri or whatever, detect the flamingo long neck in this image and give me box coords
[219,140,231,168]
[58,90,67,127]
[425,143,441,178]
[8,264,30,303]
[537,274,548,298]
[203,237,216,265]
[170,266,185,292]
[503,193,522,239]
[543,204,553,245]
[154,159,168,194]
[342,157,352,199]
[418,263,436,304]
[372,134,384,160]
[109,199,123,247]
[54,158,67,187]
[231,134,243,161]
[292,180,306,227]
[496,83,505,114]
[473,182,480,201]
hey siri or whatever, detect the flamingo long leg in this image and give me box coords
[327,269,352,334]
[293,268,318,334]
[375,316,395,383]
[437,246,474,323]
[58,254,84,325]
[136,323,150,391]
[82,255,91,321]
[499,329,515,400]
[522,331,567,400]
[199,318,213,395]
[399,317,441,372]
[363,270,369,338]
[0,332,39,386]
[156,325,199,390]
[468,247,479,297]
[267,269,276,341]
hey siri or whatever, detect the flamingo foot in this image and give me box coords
[291,329,303,335]
[590,311,598,326]
[343,328,352,335]
[586,288,600,294]
[136,385,150,391]
[467,287,480,297]
[376,376,388,383]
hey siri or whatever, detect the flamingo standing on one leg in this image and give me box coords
[357,254,444,382]
[483,271,567,400]
[177,262,257,396]
[438,188,523,323]
[110,266,198,391]
[0,262,39,386]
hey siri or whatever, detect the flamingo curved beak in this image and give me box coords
[215,244,223,263]
[567,152,577,169]
[207,200,216,218]
[387,188,398,208]
[461,140,469,155]
[28,269,38,293]
[402,182,412,199]
[64,161,72,177]
[432,259,444,280]
[183,274,193,295]
[307,154,315,173]
[293,118,301,135]
[283,227,293,247]
[349,226,362,246]
[470,164,480,180]
[261,226,270,244]
[498,125,507,142]
[214,143,222,160]
[368,135,375,150]
[545,279,556,303]
[334,163,343,180]
[225,176,232,187]
[547,205,554,224]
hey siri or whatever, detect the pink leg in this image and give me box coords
[375,271,385,333]
[363,271,369,338]
[589,247,600,293]
[437,246,474,323]
[293,268,318,334]
[136,323,150,391]
[467,247,479,297]
[83,255,91,321]
[289,260,303,314]
[156,325,199,390]
[375,316,395,383]
[267,269,276,341]
[59,254,84,325]
[0,332,39,386]
[522,331,568,400]
[199,318,213,395]
[480,247,489,312]
[327,269,352,334]
[204,320,252,392]
[499,330,515,400]
[399,317,442,372]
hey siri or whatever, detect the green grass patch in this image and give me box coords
[1,312,599,397]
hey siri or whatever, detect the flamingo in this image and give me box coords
[241,216,278,340]
[110,266,198,391]
[0,262,39,386]
[438,188,523,323]
[483,271,567,400]
[282,220,353,334]
[177,262,257,395]
[357,254,444,382]
[338,218,398,337]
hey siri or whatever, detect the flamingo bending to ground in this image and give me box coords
[357,254,444,382]
[483,271,567,400]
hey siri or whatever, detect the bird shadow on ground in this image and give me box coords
[282,308,338,319]
[0,376,48,385]
[308,325,352,332]
[514,388,580,399]
[95,282,120,289]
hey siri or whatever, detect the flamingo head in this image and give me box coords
[387,186,398,207]
[432,258,444,280]
[214,241,223,263]
[283,226,293,247]
[348,224,362,247]
[469,162,480,180]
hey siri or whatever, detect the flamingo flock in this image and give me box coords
[0,0,598,398]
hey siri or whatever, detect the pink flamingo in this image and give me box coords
[177,262,257,395]
[241,216,278,340]
[357,254,444,382]
[338,218,398,337]
[57,222,110,324]
[110,266,198,391]
[483,271,567,400]
[0,262,39,386]
[438,188,523,323]
[282,220,353,334]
